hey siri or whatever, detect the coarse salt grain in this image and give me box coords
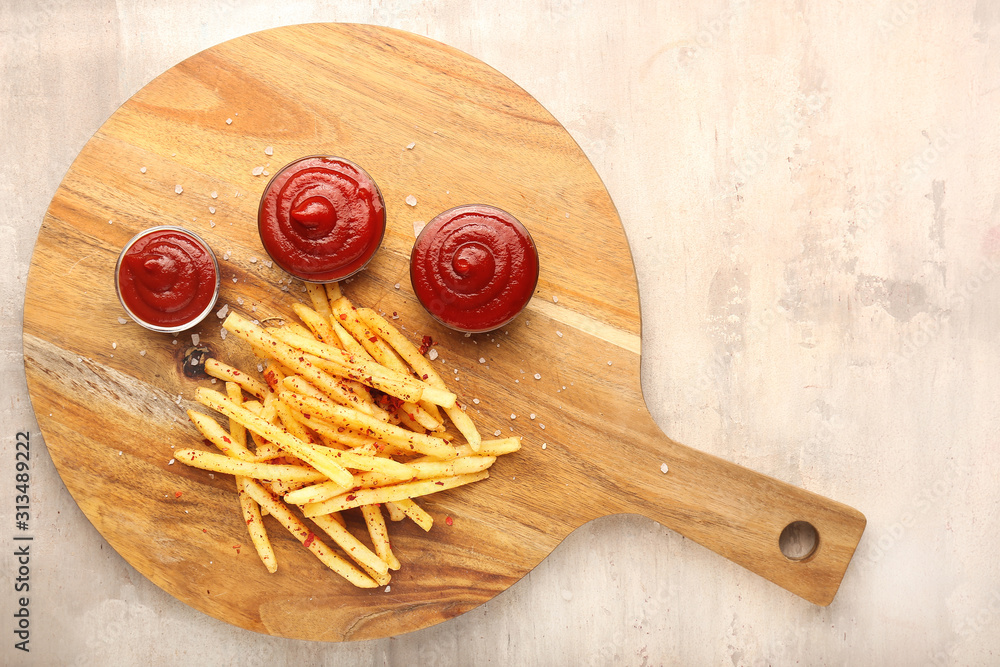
[139,350,146,356]
[252,166,265,176]
[250,257,258,263]
[510,413,516,420]
[479,357,486,364]
[542,443,547,449]
[226,118,233,124]
[405,195,417,206]
[530,413,536,420]
[553,295,559,303]
[112,342,117,349]
[473,398,480,404]
[493,430,501,436]
[168,459,175,465]
[175,184,183,194]
[394,283,400,289]
[533,373,541,380]
[211,191,218,199]
[118,317,127,324]
[264,146,274,155]
[556,331,563,338]
[428,349,439,360]
[216,304,229,318]
[140,167,146,173]
[209,206,216,214]
[660,463,669,474]
[406,142,415,149]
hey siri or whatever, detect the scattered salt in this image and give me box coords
[406,142,415,149]
[140,167,146,174]
[250,257,258,263]
[112,342,117,350]
[660,463,669,474]
[553,296,559,303]
[216,304,229,318]
[479,357,486,364]
[394,283,400,289]
[252,166,265,176]
[139,350,146,356]
[556,331,563,338]
[473,398,480,405]
[510,414,516,420]
[211,191,219,199]
[530,414,536,420]
[226,118,233,125]
[168,459,175,465]
[533,373,541,380]
[412,220,426,237]
[542,443,547,449]
[175,184,183,194]
[405,195,417,206]
[117,317,127,324]
[493,430,501,436]
[220,329,228,341]
[428,349,439,360]
[209,206,216,214]
[264,146,274,156]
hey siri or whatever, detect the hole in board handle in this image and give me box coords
[779,521,819,561]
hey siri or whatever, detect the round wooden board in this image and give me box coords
[23,23,865,641]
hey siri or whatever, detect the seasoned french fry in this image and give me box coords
[283,480,351,506]
[205,358,268,400]
[173,449,330,483]
[187,410,255,462]
[303,471,489,517]
[304,282,332,318]
[237,477,277,573]
[292,302,339,346]
[324,281,342,305]
[361,504,400,570]
[331,297,409,375]
[242,480,377,588]
[384,501,407,522]
[390,498,434,532]
[281,392,457,459]
[196,387,355,488]
[310,513,389,584]
[355,308,480,449]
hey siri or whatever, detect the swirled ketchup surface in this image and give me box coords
[115,226,220,332]
[258,156,386,282]
[410,205,539,333]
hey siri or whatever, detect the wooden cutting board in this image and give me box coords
[23,23,866,641]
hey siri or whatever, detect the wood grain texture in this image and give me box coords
[23,23,865,641]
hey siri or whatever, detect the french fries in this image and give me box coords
[173,284,521,588]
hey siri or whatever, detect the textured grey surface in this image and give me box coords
[2,1,999,664]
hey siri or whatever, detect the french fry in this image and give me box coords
[384,501,407,522]
[455,437,521,457]
[281,392,458,459]
[324,281,342,304]
[205,358,268,400]
[310,513,390,584]
[222,312,376,416]
[196,387,355,488]
[331,297,409,375]
[356,308,480,449]
[390,498,434,532]
[187,410,255,462]
[242,480,377,588]
[292,302,339,346]
[283,480,351,506]
[236,477,277,573]
[173,449,330,483]
[304,282,332,318]
[302,471,489,517]
[360,504,400,571]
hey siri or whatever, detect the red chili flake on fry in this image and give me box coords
[369,336,378,343]
[175,491,183,498]
[346,494,357,501]
[223,436,231,444]
[445,516,454,526]
[303,532,316,548]
[435,481,444,486]
[339,314,348,320]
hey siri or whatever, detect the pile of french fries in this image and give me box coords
[178,282,520,587]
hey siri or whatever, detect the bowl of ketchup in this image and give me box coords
[258,155,386,283]
[115,226,221,333]
[410,204,539,333]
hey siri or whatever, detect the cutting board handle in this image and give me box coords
[615,428,866,606]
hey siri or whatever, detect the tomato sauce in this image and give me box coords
[410,205,539,332]
[116,226,220,331]
[258,156,385,282]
